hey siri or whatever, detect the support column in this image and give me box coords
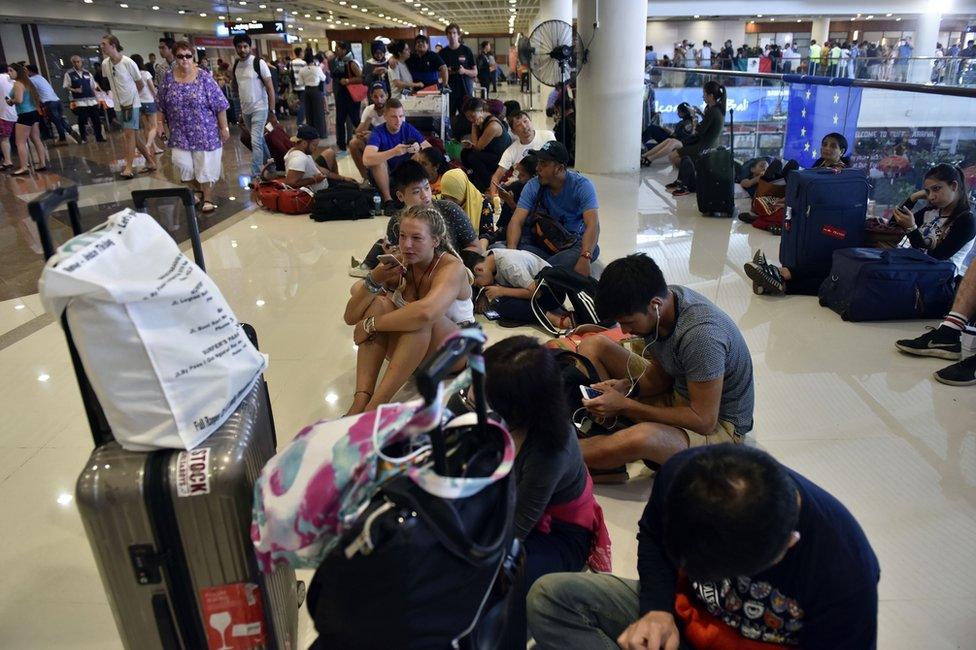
[575,0,644,175]
[910,11,941,83]
[812,17,830,44]
[532,0,573,31]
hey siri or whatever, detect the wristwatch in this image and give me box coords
[580,250,593,260]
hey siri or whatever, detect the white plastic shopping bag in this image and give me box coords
[39,208,267,451]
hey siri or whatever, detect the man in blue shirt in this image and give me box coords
[504,140,600,275]
[528,445,880,650]
[28,65,75,144]
[363,97,431,213]
[406,34,448,88]
[645,45,657,68]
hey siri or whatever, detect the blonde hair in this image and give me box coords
[398,205,473,284]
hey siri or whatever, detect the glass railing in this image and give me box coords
[646,67,976,219]
[648,56,976,88]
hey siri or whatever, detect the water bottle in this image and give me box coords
[372,194,382,216]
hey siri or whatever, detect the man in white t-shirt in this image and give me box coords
[289,47,307,127]
[488,110,555,196]
[101,34,147,177]
[284,125,358,192]
[0,69,16,168]
[348,83,388,180]
[781,43,801,73]
[700,41,713,69]
[233,34,278,180]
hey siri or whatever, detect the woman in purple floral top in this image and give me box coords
[156,40,230,213]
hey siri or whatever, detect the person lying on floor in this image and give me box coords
[575,254,754,482]
[461,248,570,329]
[746,162,975,297]
[527,444,880,650]
[350,160,481,277]
[343,205,473,416]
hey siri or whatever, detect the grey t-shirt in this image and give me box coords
[513,429,587,540]
[492,248,549,289]
[385,199,478,252]
[646,285,754,434]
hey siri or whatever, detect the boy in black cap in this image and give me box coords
[283,124,357,192]
[501,140,601,276]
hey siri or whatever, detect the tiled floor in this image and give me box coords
[1,91,975,648]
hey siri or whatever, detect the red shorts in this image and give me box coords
[0,119,13,138]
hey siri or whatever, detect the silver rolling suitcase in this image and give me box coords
[30,186,299,649]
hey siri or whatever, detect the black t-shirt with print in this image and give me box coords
[439,44,476,96]
[406,51,445,86]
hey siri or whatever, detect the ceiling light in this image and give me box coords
[236,16,242,20]
[258,3,266,7]
[57,493,73,506]
[218,14,226,19]
[291,10,297,14]
[178,9,185,13]
[316,15,321,19]
[152,4,159,8]
[756,14,763,18]
[328,23,335,27]
[886,12,893,16]
[749,20,755,24]
[304,13,310,17]
[378,12,384,16]
[351,3,357,7]
[199,12,207,16]
[693,14,700,18]
[797,19,801,22]
[361,7,368,11]
[339,0,346,4]
[770,17,775,21]
[276,7,282,11]
[365,26,370,30]
[37,373,51,382]
[896,17,902,21]
[83,0,93,3]
[866,15,874,19]
[119,3,128,7]
[298,26,304,30]
[255,299,266,307]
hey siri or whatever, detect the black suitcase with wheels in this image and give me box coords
[695,109,738,218]
[30,186,299,649]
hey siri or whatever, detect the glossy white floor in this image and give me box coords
[2,157,975,649]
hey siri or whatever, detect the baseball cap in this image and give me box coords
[292,125,320,142]
[526,140,570,165]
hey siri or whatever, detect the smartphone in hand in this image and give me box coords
[579,386,603,400]
[377,254,406,270]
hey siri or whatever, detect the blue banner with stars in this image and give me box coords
[783,84,862,164]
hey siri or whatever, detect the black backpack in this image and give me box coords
[531,266,606,336]
[309,182,379,222]
[231,55,264,92]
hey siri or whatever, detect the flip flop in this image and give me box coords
[11,169,30,176]
[139,167,157,174]
[118,171,135,180]
[200,201,217,213]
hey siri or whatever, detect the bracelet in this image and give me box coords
[364,273,384,294]
[580,250,593,260]
[364,315,377,337]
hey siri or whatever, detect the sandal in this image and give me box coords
[139,166,157,174]
[11,168,30,176]
[200,201,217,213]
[35,166,48,172]
[193,191,204,207]
[118,171,135,180]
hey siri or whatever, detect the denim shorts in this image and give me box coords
[121,105,141,130]
[141,102,157,115]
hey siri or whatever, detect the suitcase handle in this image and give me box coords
[132,188,205,271]
[28,187,115,447]
[416,330,488,475]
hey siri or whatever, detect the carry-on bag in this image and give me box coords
[252,180,314,214]
[241,121,290,171]
[309,184,379,221]
[29,186,299,650]
[252,329,523,649]
[780,168,870,276]
[818,247,957,321]
[695,109,737,218]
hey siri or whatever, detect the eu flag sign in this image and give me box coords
[783,83,862,164]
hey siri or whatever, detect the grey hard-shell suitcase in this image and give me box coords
[29,186,299,649]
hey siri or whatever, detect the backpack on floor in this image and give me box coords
[818,247,957,321]
[530,267,604,336]
[309,184,379,222]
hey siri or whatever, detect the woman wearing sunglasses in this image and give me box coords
[155,41,230,214]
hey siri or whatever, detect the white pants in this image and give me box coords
[172,147,223,184]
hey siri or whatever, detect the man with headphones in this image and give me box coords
[575,253,754,481]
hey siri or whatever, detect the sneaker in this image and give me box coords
[348,256,374,278]
[671,186,691,197]
[665,180,681,190]
[934,354,976,386]
[895,325,962,360]
[743,258,785,295]
[739,211,759,224]
[752,249,767,266]
[381,199,401,216]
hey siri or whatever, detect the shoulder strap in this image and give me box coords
[232,59,240,88]
[253,56,262,76]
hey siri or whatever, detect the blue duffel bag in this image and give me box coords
[818,247,958,321]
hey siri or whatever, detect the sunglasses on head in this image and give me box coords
[175,54,195,60]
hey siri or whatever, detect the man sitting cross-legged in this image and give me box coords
[283,125,358,191]
[362,97,430,214]
[576,253,754,481]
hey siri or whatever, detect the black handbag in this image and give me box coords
[306,334,524,650]
[309,184,379,222]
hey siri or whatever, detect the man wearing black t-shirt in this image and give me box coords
[528,445,880,649]
[438,23,477,119]
[406,34,448,89]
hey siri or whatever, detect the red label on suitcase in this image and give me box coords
[821,224,847,240]
[201,582,267,649]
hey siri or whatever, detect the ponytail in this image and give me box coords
[925,163,971,214]
[703,80,726,114]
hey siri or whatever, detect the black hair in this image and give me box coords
[663,445,801,582]
[481,40,490,50]
[517,154,538,178]
[26,63,39,75]
[821,131,848,154]
[445,23,461,36]
[595,253,668,320]
[304,47,314,65]
[503,100,521,117]
[507,109,530,125]
[703,80,727,114]
[233,34,252,47]
[484,336,571,452]
[459,249,485,274]
[417,147,450,175]
[371,40,387,56]
[389,40,408,58]
[415,34,430,45]
[676,102,692,120]
[159,37,175,50]
[130,53,145,71]
[463,97,486,114]
[384,97,403,112]
[925,163,971,214]
[392,159,429,192]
